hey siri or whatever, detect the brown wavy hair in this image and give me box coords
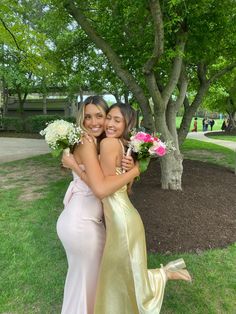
[106,102,136,141]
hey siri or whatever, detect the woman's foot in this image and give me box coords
[163,258,192,282]
[166,269,192,282]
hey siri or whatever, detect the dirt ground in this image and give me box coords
[130,159,236,254]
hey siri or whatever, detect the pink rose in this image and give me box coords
[134,132,147,141]
[143,133,153,142]
[154,145,166,156]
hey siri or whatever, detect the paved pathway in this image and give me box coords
[187,131,236,151]
[0,132,235,164]
[0,137,50,164]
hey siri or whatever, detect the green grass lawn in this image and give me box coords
[0,156,68,314]
[176,117,223,131]
[0,145,235,313]
[181,139,236,170]
[206,135,236,142]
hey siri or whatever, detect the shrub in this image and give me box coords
[25,115,76,133]
[1,117,25,132]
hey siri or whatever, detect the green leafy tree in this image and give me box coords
[52,0,236,190]
[3,0,236,189]
[0,0,58,116]
[203,69,236,130]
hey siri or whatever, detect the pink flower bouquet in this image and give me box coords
[127,131,167,173]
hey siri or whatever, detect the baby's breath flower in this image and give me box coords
[40,120,83,157]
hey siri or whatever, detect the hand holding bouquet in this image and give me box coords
[127,131,167,173]
[40,119,83,157]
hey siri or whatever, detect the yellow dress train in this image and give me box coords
[94,168,167,314]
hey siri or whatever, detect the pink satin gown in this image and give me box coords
[57,168,105,314]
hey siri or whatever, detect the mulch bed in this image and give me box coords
[130,159,236,254]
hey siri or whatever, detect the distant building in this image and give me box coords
[1,92,115,118]
[4,95,69,117]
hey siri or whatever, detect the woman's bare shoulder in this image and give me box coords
[100,137,120,148]
[76,136,97,151]
[100,138,122,156]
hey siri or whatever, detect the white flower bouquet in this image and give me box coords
[40,119,83,157]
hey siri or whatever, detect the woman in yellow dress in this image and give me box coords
[64,102,191,314]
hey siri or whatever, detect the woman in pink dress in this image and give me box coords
[57,96,138,314]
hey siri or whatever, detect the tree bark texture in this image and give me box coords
[43,94,47,115]
[160,150,183,190]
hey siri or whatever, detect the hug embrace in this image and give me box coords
[56,96,192,314]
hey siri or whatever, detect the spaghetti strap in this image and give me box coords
[118,139,125,155]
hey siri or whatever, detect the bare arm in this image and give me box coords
[78,138,139,199]
[121,155,134,171]
[62,152,90,185]
[62,145,134,175]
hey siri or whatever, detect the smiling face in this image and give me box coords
[83,104,106,137]
[105,107,125,138]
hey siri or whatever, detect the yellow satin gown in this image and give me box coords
[94,168,167,314]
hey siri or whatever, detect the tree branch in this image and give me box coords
[63,0,154,129]
[145,72,163,110]
[0,17,23,51]
[183,95,190,110]
[162,38,186,106]
[175,63,188,111]
[209,62,236,83]
[178,80,210,145]
[143,0,164,74]
[197,62,207,84]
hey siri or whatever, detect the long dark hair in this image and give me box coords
[107,102,137,194]
[106,102,136,141]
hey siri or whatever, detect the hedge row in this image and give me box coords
[1,115,76,133]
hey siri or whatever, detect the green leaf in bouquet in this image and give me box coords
[51,147,63,157]
[139,142,153,159]
[138,157,151,173]
[57,138,69,148]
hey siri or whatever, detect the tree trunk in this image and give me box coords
[77,90,83,110]
[18,96,24,116]
[71,95,78,117]
[17,88,28,118]
[141,109,154,133]
[2,78,8,115]
[79,89,83,103]
[43,94,47,115]
[113,92,121,103]
[160,150,183,190]
[166,100,179,150]
[233,111,236,127]
[19,99,24,117]
[124,90,129,104]
[178,82,209,146]
[153,106,183,190]
[228,111,236,130]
